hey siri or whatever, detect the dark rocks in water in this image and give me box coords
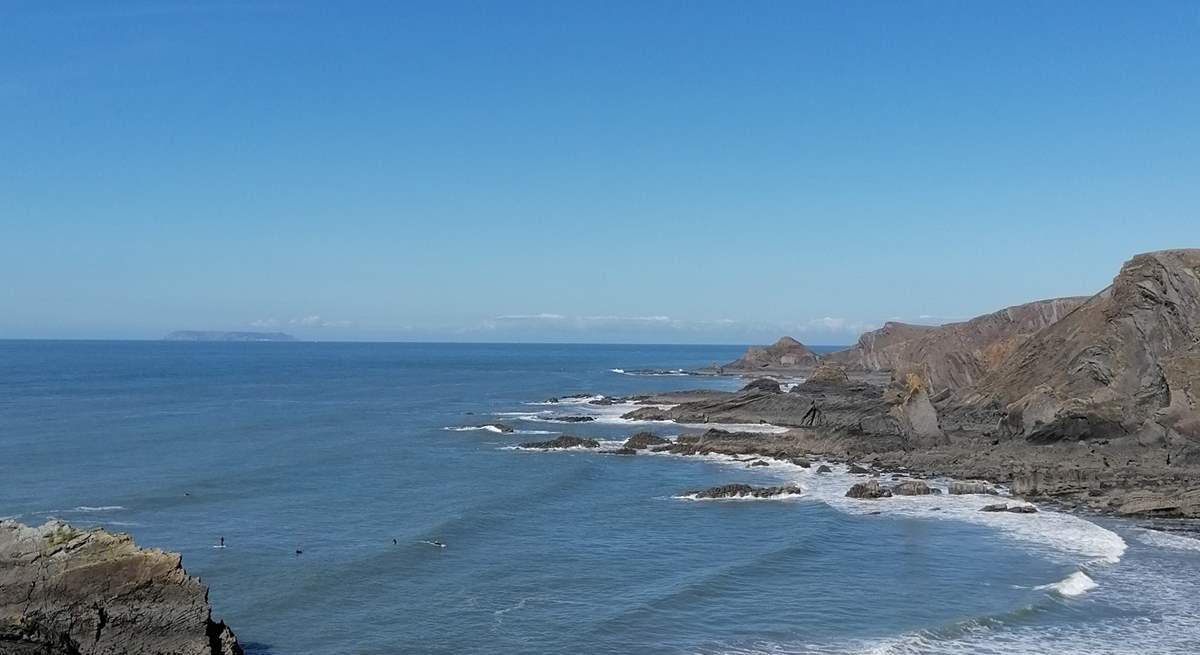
[847,464,873,475]
[846,479,892,499]
[588,396,622,406]
[0,520,242,655]
[791,457,811,468]
[686,484,802,499]
[891,480,935,496]
[741,378,783,394]
[979,503,1038,513]
[609,447,637,455]
[748,460,770,467]
[519,435,600,449]
[816,465,832,474]
[623,432,669,450]
[552,416,596,423]
[948,481,998,495]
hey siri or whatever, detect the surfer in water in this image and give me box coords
[422,539,446,548]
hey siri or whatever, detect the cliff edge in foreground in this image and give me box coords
[0,520,241,655]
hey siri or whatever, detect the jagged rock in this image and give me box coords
[741,378,783,394]
[816,465,832,474]
[0,520,242,655]
[847,464,872,475]
[686,484,802,499]
[891,480,935,495]
[748,460,769,467]
[551,416,595,423]
[622,432,669,450]
[846,479,892,499]
[948,481,998,495]
[609,447,637,455]
[519,435,600,449]
[790,457,811,468]
[725,337,821,371]
[806,363,851,385]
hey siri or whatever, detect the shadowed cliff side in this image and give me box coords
[0,520,241,655]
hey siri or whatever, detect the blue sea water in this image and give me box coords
[1,341,1198,654]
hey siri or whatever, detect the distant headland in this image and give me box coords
[163,330,298,342]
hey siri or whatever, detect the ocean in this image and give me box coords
[1,341,1198,654]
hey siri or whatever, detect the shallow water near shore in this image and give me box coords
[2,341,1198,654]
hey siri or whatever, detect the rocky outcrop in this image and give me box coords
[846,479,892,499]
[973,250,1200,450]
[891,480,936,495]
[685,484,802,499]
[622,432,669,450]
[979,503,1038,514]
[741,378,782,394]
[548,416,595,423]
[0,520,241,655]
[519,435,600,449]
[724,337,821,371]
[826,297,1087,393]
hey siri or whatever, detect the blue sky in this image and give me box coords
[2,1,1197,344]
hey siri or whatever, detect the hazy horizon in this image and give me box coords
[3,2,1196,344]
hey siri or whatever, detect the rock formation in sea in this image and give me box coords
[519,435,600,449]
[723,337,821,371]
[0,519,241,655]
[685,484,802,499]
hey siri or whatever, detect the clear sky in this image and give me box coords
[2,1,1197,344]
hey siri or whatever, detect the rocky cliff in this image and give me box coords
[971,249,1200,450]
[0,520,241,655]
[825,297,1087,393]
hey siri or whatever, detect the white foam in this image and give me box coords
[71,506,126,512]
[1036,570,1097,597]
[1136,528,1200,552]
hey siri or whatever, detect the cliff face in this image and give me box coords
[724,336,821,371]
[0,520,241,655]
[974,250,1200,446]
[825,297,1088,393]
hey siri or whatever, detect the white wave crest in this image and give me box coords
[1136,528,1200,552]
[1036,570,1097,597]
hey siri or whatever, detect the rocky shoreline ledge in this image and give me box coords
[604,250,1200,518]
[0,519,242,655]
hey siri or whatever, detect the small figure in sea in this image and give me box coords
[219,536,224,547]
[422,539,446,548]
[392,538,398,545]
[295,549,303,556]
